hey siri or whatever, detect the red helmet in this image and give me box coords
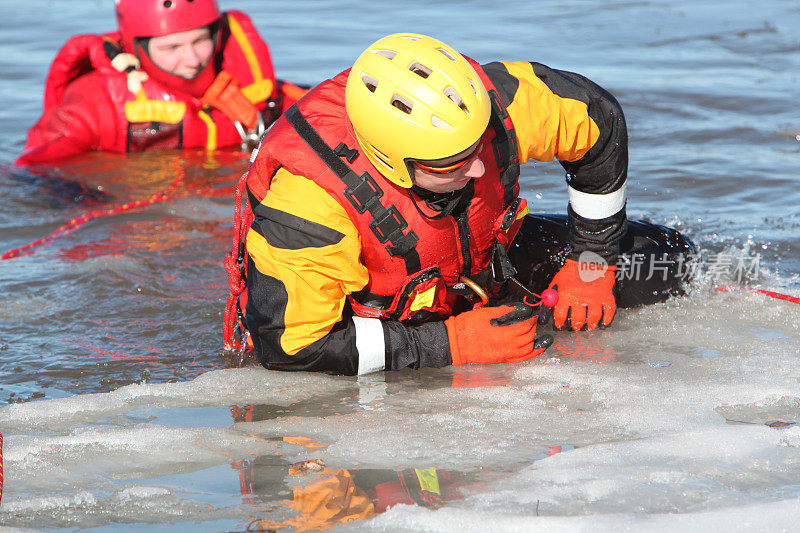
[115,0,223,97]
[116,0,222,53]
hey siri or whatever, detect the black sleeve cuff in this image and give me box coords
[382,320,452,370]
[567,204,627,263]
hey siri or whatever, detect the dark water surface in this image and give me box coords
[1,0,799,530]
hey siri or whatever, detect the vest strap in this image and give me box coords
[350,288,393,309]
[285,106,421,274]
[487,89,520,206]
[201,70,259,129]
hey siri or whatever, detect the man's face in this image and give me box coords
[411,139,485,194]
[147,27,214,79]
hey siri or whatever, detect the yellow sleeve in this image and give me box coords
[498,60,600,165]
[246,167,369,355]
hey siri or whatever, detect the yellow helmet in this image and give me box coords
[345,33,491,188]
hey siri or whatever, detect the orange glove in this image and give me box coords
[445,304,552,365]
[548,258,617,331]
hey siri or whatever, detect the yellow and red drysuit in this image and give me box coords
[238,457,473,532]
[16,11,307,166]
[241,59,628,375]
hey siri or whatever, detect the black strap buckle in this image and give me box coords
[334,142,359,163]
[344,172,383,214]
[369,205,407,243]
[385,230,419,258]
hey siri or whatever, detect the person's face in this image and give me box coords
[411,139,485,194]
[147,27,214,79]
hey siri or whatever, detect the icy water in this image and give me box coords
[1,0,800,530]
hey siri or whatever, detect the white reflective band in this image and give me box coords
[568,184,626,220]
[353,316,386,375]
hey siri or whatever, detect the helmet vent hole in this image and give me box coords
[408,62,431,79]
[372,49,398,60]
[163,0,173,7]
[361,73,379,93]
[397,35,420,41]
[468,78,478,96]
[431,116,452,129]
[436,47,457,61]
[370,146,392,168]
[443,87,469,114]
[390,94,413,114]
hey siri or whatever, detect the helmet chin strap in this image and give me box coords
[408,182,471,220]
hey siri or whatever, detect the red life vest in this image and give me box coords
[247,60,528,323]
[41,11,282,153]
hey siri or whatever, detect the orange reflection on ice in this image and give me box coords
[551,335,617,362]
[283,436,326,449]
[236,456,483,533]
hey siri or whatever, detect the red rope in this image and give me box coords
[222,170,253,351]
[715,285,800,305]
[2,197,172,260]
[0,164,237,261]
[754,289,800,305]
[2,164,186,260]
[1,162,249,353]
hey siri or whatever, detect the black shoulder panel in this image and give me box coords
[251,204,345,250]
[481,61,520,107]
